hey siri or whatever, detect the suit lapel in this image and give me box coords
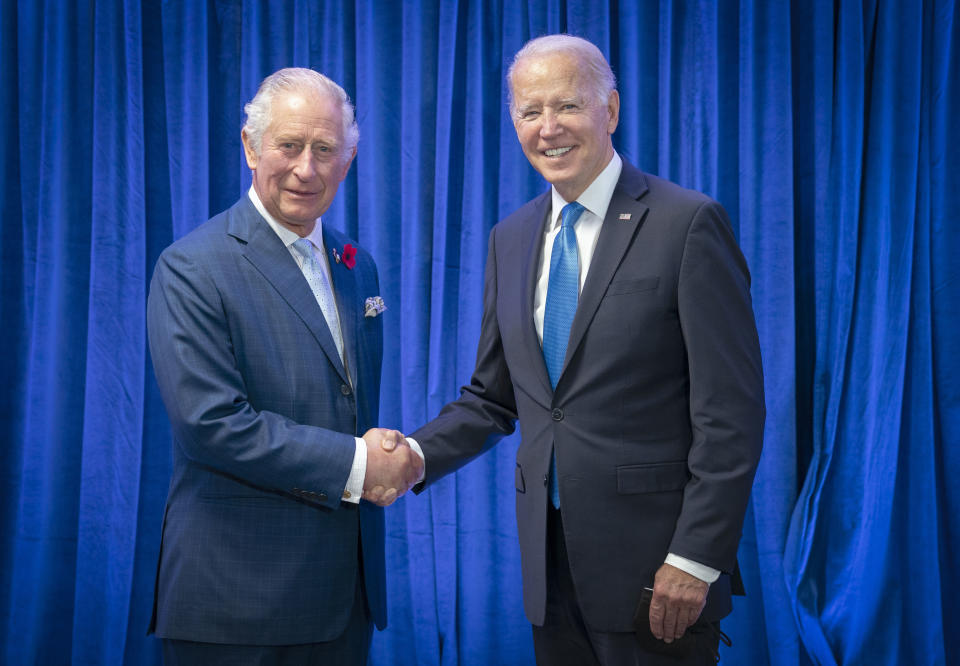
[322,226,360,388]
[561,164,650,379]
[228,199,350,385]
[519,193,555,396]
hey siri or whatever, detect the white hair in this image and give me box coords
[507,34,617,116]
[243,67,359,157]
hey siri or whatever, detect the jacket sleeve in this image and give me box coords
[670,200,766,571]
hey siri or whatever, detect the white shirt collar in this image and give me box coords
[247,186,326,252]
[549,151,623,227]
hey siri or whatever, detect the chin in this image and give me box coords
[543,170,575,188]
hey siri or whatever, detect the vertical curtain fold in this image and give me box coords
[73,1,146,662]
[423,4,469,662]
[0,0,25,650]
[928,0,960,664]
[730,1,802,664]
[5,2,94,661]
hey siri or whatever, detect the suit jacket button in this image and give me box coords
[318,492,328,501]
[340,384,352,396]
[551,408,563,421]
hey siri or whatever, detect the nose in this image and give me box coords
[292,147,318,179]
[539,109,562,138]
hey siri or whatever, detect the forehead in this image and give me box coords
[267,90,343,139]
[511,52,586,104]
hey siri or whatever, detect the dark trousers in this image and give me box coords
[161,573,373,666]
[532,507,720,666]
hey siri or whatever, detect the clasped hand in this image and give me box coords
[361,428,423,506]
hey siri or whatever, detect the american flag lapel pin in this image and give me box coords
[618,213,632,221]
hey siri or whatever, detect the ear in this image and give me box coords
[338,146,357,182]
[241,129,259,170]
[606,90,620,135]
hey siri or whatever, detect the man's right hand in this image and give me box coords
[361,428,423,506]
[648,563,709,643]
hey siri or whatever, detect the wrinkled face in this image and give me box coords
[511,52,619,201]
[242,90,355,236]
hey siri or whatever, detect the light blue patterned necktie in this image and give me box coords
[292,238,345,365]
[542,201,585,509]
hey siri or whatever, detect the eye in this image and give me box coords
[312,144,335,158]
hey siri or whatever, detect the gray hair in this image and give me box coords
[507,34,617,116]
[243,67,359,158]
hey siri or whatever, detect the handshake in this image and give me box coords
[361,428,424,507]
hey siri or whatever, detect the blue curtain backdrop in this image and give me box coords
[1,1,956,664]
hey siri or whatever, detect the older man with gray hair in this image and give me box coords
[409,34,765,664]
[147,67,422,664]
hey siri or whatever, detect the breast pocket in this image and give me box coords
[606,277,660,296]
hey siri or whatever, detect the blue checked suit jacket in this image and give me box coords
[147,196,386,645]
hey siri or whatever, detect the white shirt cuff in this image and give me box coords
[665,553,720,584]
[343,437,366,504]
[406,437,426,482]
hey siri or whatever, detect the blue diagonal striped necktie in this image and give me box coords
[542,201,585,509]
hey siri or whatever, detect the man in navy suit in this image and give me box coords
[147,68,422,664]
[408,35,765,664]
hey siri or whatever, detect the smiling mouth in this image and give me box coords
[544,146,573,157]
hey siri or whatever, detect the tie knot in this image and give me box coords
[292,238,315,261]
[561,201,585,229]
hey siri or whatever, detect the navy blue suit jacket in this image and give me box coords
[147,196,386,644]
[413,161,765,632]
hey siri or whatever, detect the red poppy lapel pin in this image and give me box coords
[332,244,357,269]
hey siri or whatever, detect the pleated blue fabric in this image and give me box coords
[0,2,956,665]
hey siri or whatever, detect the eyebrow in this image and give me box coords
[515,96,584,116]
[273,136,339,149]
